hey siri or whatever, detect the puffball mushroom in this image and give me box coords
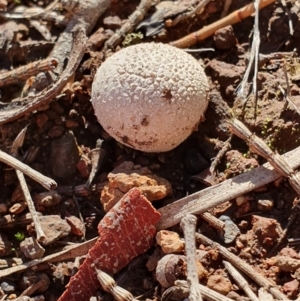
[91,43,208,152]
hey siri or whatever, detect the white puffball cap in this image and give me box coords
[91,43,208,152]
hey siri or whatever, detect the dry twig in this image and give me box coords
[223,261,259,301]
[0,25,87,125]
[236,0,261,104]
[180,215,202,301]
[52,0,110,73]
[104,0,154,50]
[170,0,275,48]
[0,58,57,87]
[10,128,46,242]
[279,64,300,114]
[0,149,56,190]
[16,172,46,242]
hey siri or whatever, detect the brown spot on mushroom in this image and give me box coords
[141,115,149,126]
[162,89,172,102]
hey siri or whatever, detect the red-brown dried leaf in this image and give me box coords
[58,187,161,301]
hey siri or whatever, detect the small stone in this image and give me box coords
[146,248,164,272]
[219,215,240,244]
[48,125,65,138]
[66,215,86,236]
[76,154,91,179]
[9,202,27,214]
[0,203,8,214]
[35,113,49,129]
[50,131,81,179]
[280,247,300,259]
[101,161,172,211]
[214,25,236,50]
[283,279,299,298]
[20,237,45,259]
[252,215,281,245]
[276,256,300,272]
[236,194,253,206]
[103,15,122,29]
[257,198,274,211]
[33,191,62,208]
[87,27,106,51]
[38,215,71,245]
[207,275,232,295]
[234,201,251,217]
[0,280,16,294]
[156,230,185,254]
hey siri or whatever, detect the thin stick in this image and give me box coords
[157,144,300,230]
[0,25,87,125]
[267,199,299,257]
[170,0,212,27]
[10,127,46,242]
[0,238,97,279]
[16,171,46,242]
[0,58,57,87]
[170,0,275,48]
[279,85,300,114]
[200,212,225,230]
[104,0,154,50]
[180,215,202,301]
[0,149,56,190]
[173,280,236,301]
[223,261,259,301]
[220,0,232,18]
[236,0,261,104]
[279,0,294,35]
[196,233,288,300]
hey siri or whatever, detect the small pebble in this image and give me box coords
[257,198,274,211]
[156,230,185,254]
[0,280,17,294]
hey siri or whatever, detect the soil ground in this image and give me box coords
[1,0,300,300]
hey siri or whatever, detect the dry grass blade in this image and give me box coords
[231,118,300,195]
[223,261,259,301]
[0,58,57,87]
[95,267,137,301]
[157,144,300,230]
[236,0,261,104]
[170,0,275,48]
